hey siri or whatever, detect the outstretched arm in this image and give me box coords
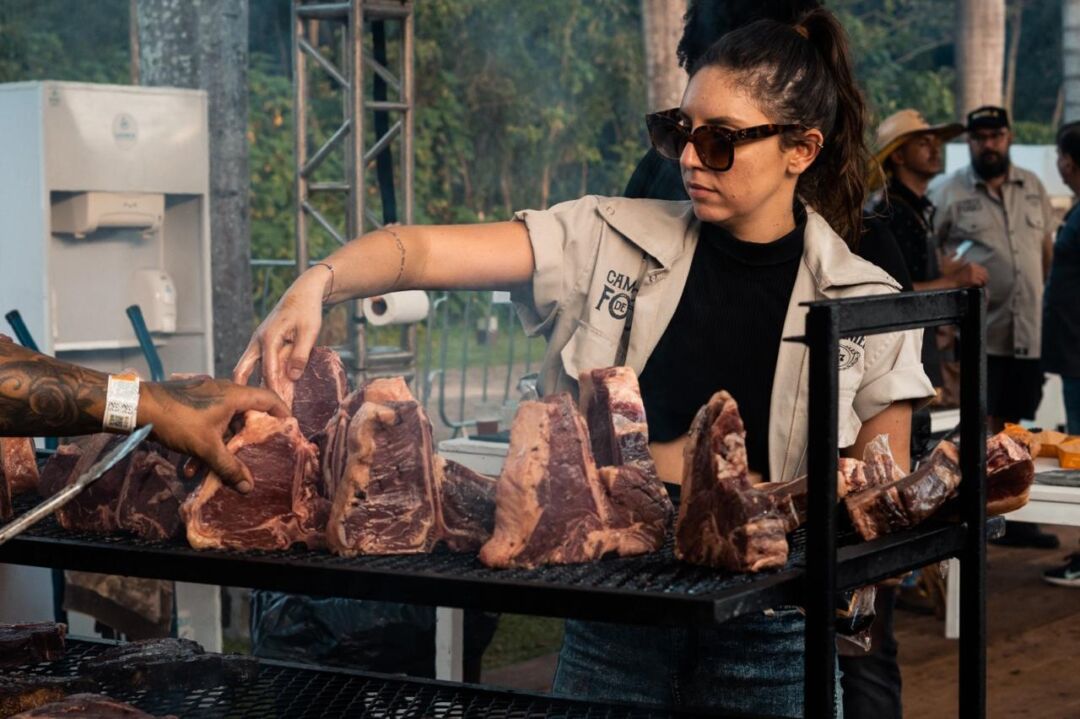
[0,337,288,492]
[233,221,535,395]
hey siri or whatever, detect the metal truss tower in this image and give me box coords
[292,0,416,381]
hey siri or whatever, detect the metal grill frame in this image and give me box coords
[798,288,987,719]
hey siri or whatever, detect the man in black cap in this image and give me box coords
[930,106,1058,548]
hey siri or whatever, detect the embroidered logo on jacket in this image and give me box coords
[595,270,638,321]
[839,336,865,371]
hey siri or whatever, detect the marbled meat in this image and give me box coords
[1,438,39,496]
[327,400,440,556]
[578,367,659,481]
[274,346,348,439]
[845,440,961,540]
[181,412,320,551]
[479,394,670,569]
[675,391,788,572]
[432,456,497,552]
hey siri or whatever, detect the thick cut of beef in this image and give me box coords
[275,346,348,439]
[985,432,1035,515]
[595,465,672,555]
[82,638,258,692]
[845,441,961,540]
[861,435,905,488]
[116,453,197,542]
[37,445,84,500]
[320,377,413,508]
[327,400,439,556]
[182,412,320,551]
[1,438,39,496]
[0,473,9,520]
[578,367,658,481]
[753,457,874,533]
[0,675,96,719]
[0,624,66,668]
[432,456,496,552]
[40,436,124,533]
[479,394,670,569]
[7,694,174,719]
[675,392,788,572]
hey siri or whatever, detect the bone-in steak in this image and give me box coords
[845,440,961,540]
[275,347,348,439]
[579,367,658,481]
[986,432,1035,515]
[479,393,670,569]
[116,453,197,542]
[675,391,788,572]
[182,412,320,551]
[432,456,496,552]
[327,400,440,556]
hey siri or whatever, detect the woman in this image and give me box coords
[236,9,932,716]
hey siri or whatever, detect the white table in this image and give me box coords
[944,457,1080,638]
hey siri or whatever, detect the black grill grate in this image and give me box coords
[8,639,687,718]
[3,493,811,624]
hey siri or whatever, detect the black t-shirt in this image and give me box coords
[638,210,806,480]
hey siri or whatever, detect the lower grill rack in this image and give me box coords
[9,639,695,719]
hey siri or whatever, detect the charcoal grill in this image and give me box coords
[10,638,708,718]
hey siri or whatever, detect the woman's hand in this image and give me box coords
[233,266,331,398]
[139,377,290,493]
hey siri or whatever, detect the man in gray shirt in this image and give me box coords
[931,106,1058,548]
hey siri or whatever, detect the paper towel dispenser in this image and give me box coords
[51,192,165,238]
[130,269,177,334]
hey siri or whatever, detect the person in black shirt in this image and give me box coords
[870,109,989,389]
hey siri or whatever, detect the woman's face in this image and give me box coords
[678,66,819,235]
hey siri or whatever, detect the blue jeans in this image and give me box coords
[1063,377,1080,435]
[552,609,842,717]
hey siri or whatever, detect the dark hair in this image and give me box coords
[1057,121,1080,165]
[676,0,824,71]
[689,9,870,247]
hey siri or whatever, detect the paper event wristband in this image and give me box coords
[104,373,140,433]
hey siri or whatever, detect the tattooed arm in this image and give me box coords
[0,337,288,492]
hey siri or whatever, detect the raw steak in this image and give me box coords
[7,694,173,719]
[320,377,413,507]
[753,457,875,532]
[275,346,348,439]
[985,432,1035,515]
[37,435,119,533]
[0,623,66,668]
[181,412,320,551]
[1,438,39,496]
[0,675,96,719]
[82,638,258,692]
[861,435,905,488]
[432,456,497,552]
[327,400,440,556]
[578,367,658,480]
[675,391,788,573]
[845,440,961,540]
[116,453,197,542]
[479,394,670,569]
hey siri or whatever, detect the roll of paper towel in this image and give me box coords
[362,291,431,326]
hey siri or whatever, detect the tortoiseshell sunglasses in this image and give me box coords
[646,108,814,171]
